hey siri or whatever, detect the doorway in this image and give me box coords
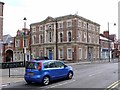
[6,50,13,62]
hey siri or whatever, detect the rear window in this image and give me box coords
[35,57,49,60]
[26,62,39,69]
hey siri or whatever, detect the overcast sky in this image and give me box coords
[1,0,119,38]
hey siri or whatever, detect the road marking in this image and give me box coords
[106,80,120,90]
[113,63,118,64]
[1,83,9,87]
[89,72,102,77]
[49,80,75,88]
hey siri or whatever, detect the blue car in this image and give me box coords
[24,60,73,85]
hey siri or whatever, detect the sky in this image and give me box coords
[1,0,119,39]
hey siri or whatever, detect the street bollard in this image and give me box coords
[9,63,10,77]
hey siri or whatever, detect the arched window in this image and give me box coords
[60,33,63,42]
[40,35,43,43]
[32,36,36,44]
[68,32,71,42]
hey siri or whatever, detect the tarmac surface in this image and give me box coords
[0,59,119,88]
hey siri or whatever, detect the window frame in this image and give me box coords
[79,48,82,59]
[32,35,36,44]
[15,40,20,47]
[59,49,64,59]
[67,48,72,59]
[67,31,72,42]
[67,20,72,27]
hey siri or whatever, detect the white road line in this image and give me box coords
[107,80,120,89]
[89,72,102,77]
[2,84,8,87]
[49,80,76,88]
[113,63,118,64]
[83,65,88,66]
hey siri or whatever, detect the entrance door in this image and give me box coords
[6,50,13,62]
[49,50,52,60]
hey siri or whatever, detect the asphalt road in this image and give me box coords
[2,62,119,89]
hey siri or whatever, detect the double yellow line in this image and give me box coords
[106,80,120,90]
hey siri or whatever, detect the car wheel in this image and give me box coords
[42,76,50,85]
[67,71,73,79]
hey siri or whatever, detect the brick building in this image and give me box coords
[100,34,111,59]
[2,34,14,62]
[0,2,4,41]
[100,31,120,59]
[30,14,100,62]
[14,28,30,62]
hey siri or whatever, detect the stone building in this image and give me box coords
[30,14,100,62]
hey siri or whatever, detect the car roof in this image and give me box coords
[30,60,60,63]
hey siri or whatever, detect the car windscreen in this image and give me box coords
[26,62,39,69]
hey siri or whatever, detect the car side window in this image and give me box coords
[55,61,64,68]
[49,62,56,68]
[43,62,49,68]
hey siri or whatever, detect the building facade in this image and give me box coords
[100,34,110,59]
[14,28,30,62]
[100,31,120,59]
[30,15,100,62]
[0,2,4,41]
[2,34,14,62]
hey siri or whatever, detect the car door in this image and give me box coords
[47,61,59,80]
[55,61,68,78]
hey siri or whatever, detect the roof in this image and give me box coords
[30,14,100,26]
[2,34,14,44]
[56,14,100,26]
[5,37,14,44]
[0,34,13,49]
[100,35,112,42]
[3,34,11,43]
[30,60,57,63]
[100,36,109,41]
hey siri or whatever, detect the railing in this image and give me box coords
[0,62,24,69]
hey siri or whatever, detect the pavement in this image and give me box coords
[0,59,119,88]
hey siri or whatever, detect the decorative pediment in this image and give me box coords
[43,16,55,23]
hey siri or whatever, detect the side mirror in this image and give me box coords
[64,65,67,68]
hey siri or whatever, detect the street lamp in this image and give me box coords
[55,19,58,60]
[108,22,116,62]
[8,40,12,77]
[87,22,90,61]
[23,17,27,67]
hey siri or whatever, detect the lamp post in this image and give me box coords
[55,19,58,60]
[30,26,32,60]
[8,40,12,77]
[108,22,116,62]
[87,22,90,61]
[23,17,27,67]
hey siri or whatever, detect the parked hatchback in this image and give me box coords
[24,60,73,85]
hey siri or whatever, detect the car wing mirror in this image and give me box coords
[64,65,67,68]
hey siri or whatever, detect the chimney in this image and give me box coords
[103,31,109,38]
